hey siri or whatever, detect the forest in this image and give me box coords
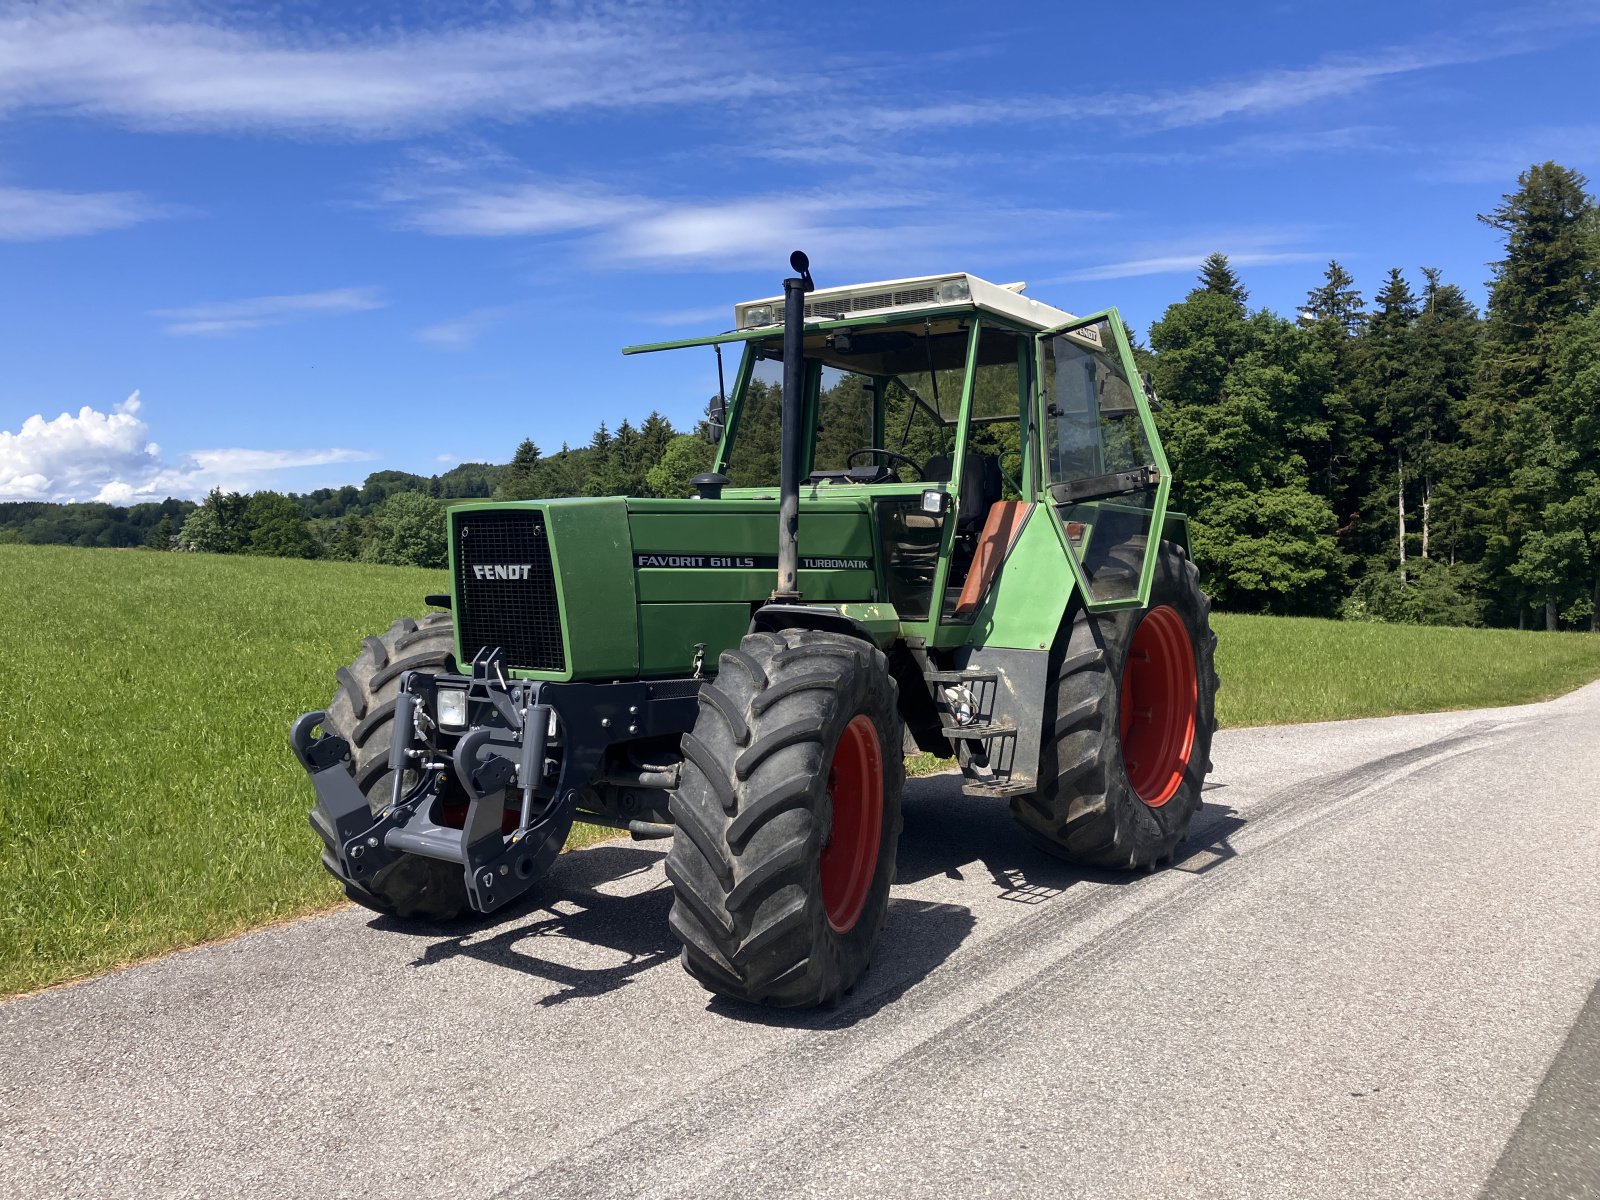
[3,161,1594,630]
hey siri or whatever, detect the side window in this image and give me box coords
[724,356,783,487]
[965,326,1029,498]
[1043,322,1152,486]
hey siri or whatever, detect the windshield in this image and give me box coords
[718,320,1026,491]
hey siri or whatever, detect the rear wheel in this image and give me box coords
[667,630,905,1007]
[1012,543,1218,868]
[322,612,468,919]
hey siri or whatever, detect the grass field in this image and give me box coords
[5,543,1600,997]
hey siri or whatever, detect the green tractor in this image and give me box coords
[291,254,1219,1008]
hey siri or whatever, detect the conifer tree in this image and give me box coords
[1468,162,1598,627]
[1198,252,1249,307]
[1304,260,1367,334]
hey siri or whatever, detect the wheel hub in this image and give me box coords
[821,714,884,933]
[1118,605,1198,808]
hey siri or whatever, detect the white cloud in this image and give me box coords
[416,307,510,351]
[1039,230,1334,285]
[0,391,159,501]
[0,390,374,502]
[152,286,383,336]
[1058,250,1329,284]
[0,181,175,239]
[0,3,785,138]
[384,155,1105,271]
[833,13,1600,138]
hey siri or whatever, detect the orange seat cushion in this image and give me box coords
[954,502,1034,616]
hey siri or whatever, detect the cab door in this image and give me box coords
[1034,310,1171,610]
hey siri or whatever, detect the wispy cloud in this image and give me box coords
[416,307,511,351]
[0,181,175,239]
[1042,231,1333,285]
[0,390,374,503]
[836,13,1600,137]
[0,2,784,138]
[153,286,383,336]
[381,153,1106,271]
[1419,124,1600,184]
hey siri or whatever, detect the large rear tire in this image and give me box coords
[322,612,468,920]
[1012,542,1218,868]
[666,630,905,1007]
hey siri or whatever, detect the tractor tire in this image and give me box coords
[322,611,467,920]
[1012,542,1218,869]
[666,630,905,1007]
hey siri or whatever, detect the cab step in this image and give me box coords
[940,721,1015,740]
[961,779,1034,798]
[924,669,998,684]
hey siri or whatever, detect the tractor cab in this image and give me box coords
[625,271,1172,627]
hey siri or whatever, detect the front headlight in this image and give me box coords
[436,688,468,729]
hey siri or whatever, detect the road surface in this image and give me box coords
[4,683,1598,1199]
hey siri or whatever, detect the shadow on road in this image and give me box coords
[895,777,1247,891]
[362,777,1245,1011]
[367,844,675,1007]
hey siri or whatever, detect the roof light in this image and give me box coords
[936,278,971,303]
[741,303,777,330]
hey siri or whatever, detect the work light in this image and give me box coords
[436,688,468,730]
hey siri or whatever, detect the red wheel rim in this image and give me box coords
[821,715,885,933]
[1118,605,1198,808]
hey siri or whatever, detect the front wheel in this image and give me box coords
[666,630,905,1007]
[1012,543,1219,868]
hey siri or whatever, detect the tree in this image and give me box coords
[1150,290,1345,615]
[1353,268,1422,580]
[144,514,177,550]
[360,492,448,568]
[1469,162,1599,627]
[244,491,318,558]
[178,489,249,553]
[1198,252,1248,307]
[1304,260,1367,334]
[499,438,544,501]
[646,435,715,498]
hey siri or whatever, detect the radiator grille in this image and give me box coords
[453,509,566,673]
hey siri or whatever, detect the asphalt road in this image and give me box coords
[4,682,1598,1200]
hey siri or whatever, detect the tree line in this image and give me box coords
[1149,161,1597,630]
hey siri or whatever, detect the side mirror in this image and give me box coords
[1140,370,1162,412]
[705,393,727,444]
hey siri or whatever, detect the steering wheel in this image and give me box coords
[845,448,924,481]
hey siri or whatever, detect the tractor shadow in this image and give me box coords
[707,776,1245,1030]
[363,777,1244,1015]
[365,844,678,1007]
[892,772,1246,895]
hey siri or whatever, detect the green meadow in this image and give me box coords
[5,543,1599,996]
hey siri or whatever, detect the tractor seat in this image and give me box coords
[924,452,1003,529]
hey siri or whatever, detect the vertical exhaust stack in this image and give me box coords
[772,250,814,603]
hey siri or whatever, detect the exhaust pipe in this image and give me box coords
[773,250,814,603]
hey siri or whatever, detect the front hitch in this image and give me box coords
[291,674,702,915]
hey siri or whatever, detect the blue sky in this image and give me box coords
[2,0,1598,504]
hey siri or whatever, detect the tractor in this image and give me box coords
[290,254,1219,1008]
